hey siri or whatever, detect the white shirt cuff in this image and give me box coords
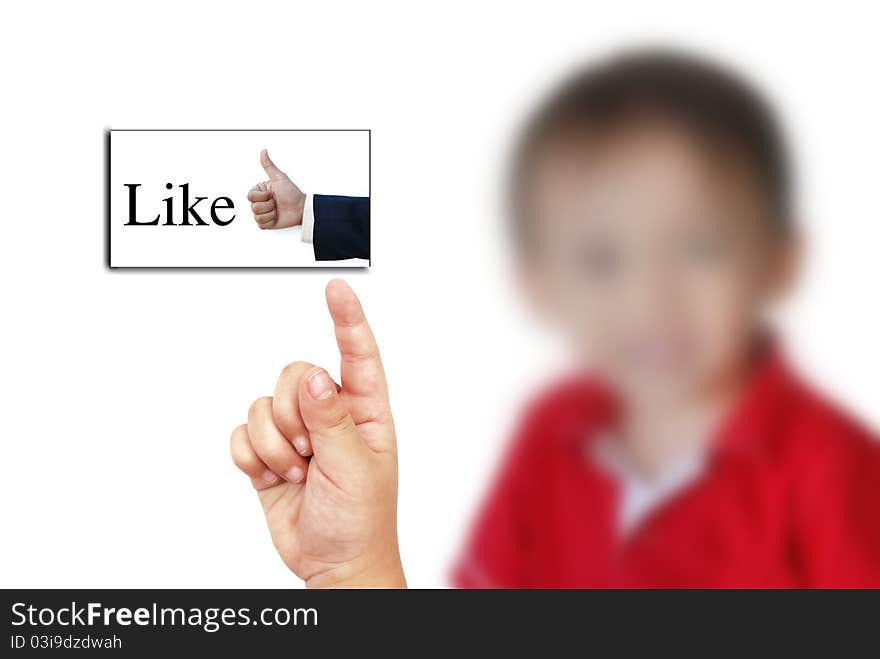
[301,193,315,243]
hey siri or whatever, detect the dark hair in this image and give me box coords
[510,49,793,248]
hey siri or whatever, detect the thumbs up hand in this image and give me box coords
[230,280,405,588]
[246,149,307,230]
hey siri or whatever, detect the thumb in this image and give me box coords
[298,367,367,471]
[260,148,285,180]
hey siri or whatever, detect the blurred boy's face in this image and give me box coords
[523,119,793,406]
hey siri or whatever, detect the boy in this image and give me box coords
[231,51,880,587]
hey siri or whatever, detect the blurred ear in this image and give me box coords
[517,256,558,321]
[768,227,803,302]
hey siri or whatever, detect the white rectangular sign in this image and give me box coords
[108,129,370,267]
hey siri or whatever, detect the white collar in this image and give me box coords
[589,432,708,538]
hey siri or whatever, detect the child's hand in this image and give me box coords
[246,149,307,230]
[230,280,404,588]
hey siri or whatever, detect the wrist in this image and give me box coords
[305,550,406,589]
[296,192,307,226]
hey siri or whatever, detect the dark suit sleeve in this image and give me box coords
[311,194,370,261]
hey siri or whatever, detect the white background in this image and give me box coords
[109,130,369,267]
[1,1,878,589]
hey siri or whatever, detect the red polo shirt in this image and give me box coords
[453,351,880,588]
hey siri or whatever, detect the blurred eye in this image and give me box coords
[573,241,623,281]
[681,229,726,264]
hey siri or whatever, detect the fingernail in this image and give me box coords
[262,469,278,483]
[285,466,305,483]
[307,370,334,400]
[293,435,312,456]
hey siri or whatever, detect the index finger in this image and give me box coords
[325,279,389,413]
